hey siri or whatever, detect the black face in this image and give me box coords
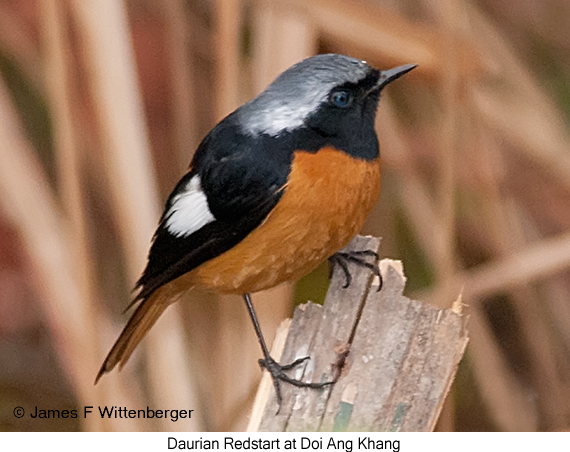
[303,69,382,161]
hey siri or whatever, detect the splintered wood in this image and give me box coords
[248,235,468,432]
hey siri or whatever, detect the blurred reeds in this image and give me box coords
[1,0,570,432]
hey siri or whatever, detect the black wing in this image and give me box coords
[134,118,292,301]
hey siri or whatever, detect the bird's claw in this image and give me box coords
[259,355,334,411]
[329,249,383,291]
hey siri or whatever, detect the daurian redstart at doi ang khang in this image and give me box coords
[96,53,416,403]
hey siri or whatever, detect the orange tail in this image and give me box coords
[95,284,177,383]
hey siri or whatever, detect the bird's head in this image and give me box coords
[238,53,416,141]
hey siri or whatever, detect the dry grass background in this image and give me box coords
[0,0,570,432]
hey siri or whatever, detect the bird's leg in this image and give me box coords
[243,293,333,409]
[329,249,383,291]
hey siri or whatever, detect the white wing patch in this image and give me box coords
[165,175,215,237]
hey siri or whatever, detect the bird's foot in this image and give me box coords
[329,249,383,291]
[259,355,334,410]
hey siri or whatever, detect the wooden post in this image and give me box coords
[248,235,468,432]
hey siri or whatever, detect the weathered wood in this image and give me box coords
[248,235,468,432]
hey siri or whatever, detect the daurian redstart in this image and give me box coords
[96,53,415,404]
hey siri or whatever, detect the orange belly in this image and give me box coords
[181,147,381,294]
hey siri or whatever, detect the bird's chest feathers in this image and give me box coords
[190,147,380,293]
[278,147,381,238]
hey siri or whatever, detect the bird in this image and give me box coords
[95,53,416,405]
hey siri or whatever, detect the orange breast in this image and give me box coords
[182,147,381,294]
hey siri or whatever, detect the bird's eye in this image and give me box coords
[331,91,352,108]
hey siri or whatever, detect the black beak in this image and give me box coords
[376,63,417,91]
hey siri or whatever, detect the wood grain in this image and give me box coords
[249,235,468,432]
